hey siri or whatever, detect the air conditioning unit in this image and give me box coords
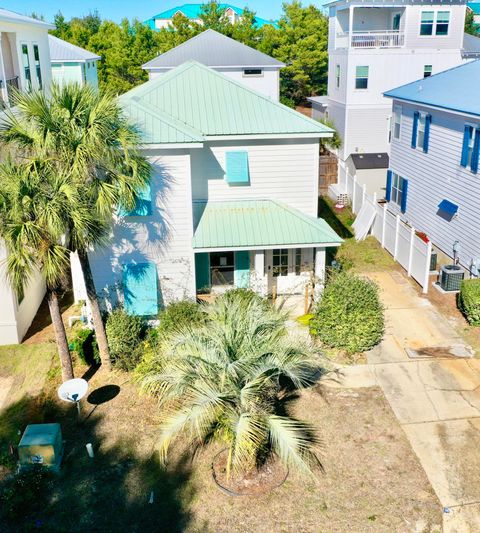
[439,265,464,292]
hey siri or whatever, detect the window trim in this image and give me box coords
[419,10,450,37]
[390,172,406,209]
[32,43,42,89]
[462,123,480,172]
[243,68,263,77]
[272,248,289,277]
[355,65,369,90]
[392,104,402,141]
[335,64,340,89]
[20,42,32,92]
[423,65,433,78]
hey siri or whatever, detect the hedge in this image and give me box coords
[310,272,384,355]
[459,279,480,326]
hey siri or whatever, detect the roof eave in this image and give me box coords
[383,94,480,119]
[205,132,333,140]
[0,16,55,29]
[193,242,343,253]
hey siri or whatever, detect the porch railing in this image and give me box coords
[336,30,404,49]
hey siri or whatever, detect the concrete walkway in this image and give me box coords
[322,271,480,533]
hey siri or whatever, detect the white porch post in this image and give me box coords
[0,33,8,106]
[314,247,326,299]
[253,250,266,296]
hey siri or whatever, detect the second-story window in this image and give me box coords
[424,65,432,78]
[436,11,450,35]
[243,69,263,77]
[461,125,480,173]
[335,65,340,89]
[392,105,402,140]
[420,11,434,35]
[412,111,431,153]
[21,44,32,92]
[33,45,42,89]
[355,66,368,90]
[417,114,426,148]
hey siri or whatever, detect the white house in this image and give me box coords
[0,9,54,344]
[309,0,480,198]
[384,60,480,271]
[142,29,284,100]
[48,35,100,89]
[71,61,342,316]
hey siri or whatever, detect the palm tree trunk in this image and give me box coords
[77,250,111,371]
[47,288,74,382]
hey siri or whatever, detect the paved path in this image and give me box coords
[322,271,480,533]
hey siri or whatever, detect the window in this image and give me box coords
[417,114,426,150]
[436,11,450,35]
[21,44,32,92]
[33,44,42,89]
[210,252,234,286]
[424,65,432,78]
[420,11,434,35]
[335,64,340,89]
[391,172,406,207]
[272,249,289,277]
[295,248,302,275]
[461,125,480,172]
[355,66,368,90]
[243,69,262,77]
[392,105,402,140]
[412,111,431,152]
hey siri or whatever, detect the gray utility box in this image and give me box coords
[439,265,464,292]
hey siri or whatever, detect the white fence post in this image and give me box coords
[407,226,415,277]
[362,183,367,210]
[422,241,432,294]
[381,203,387,248]
[393,215,400,261]
[352,175,357,213]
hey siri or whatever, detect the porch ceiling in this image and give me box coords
[192,200,343,251]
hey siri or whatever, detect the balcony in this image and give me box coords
[336,30,405,49]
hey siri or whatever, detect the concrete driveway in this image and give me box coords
[323,271,480,532]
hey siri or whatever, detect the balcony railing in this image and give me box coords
[336,30,405,49]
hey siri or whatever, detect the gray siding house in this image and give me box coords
[384,60,480,271]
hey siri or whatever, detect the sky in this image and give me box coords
[2,1,327,24]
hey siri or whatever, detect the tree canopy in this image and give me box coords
[49,1,329,105]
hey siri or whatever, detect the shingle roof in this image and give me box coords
[350,153,389,170]
[143,29,283,70]
[145,3,277,29]
[384,59,480,117]
[0,8,54,28]
[192,200,343,250]
[120,60,333,144]
[48,35,101,62]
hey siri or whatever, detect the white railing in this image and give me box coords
[336,30,404,49]
[336,163,432,294]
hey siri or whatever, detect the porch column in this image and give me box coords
[253,250,266,296]
[314,248,326,299]
[0,33,8,106]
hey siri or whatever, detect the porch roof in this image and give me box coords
[192,200,343,251]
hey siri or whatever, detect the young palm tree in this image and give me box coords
[0,84,151,371]
[0,159,96,381]
[140,291,321,477]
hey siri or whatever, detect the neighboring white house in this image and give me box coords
[383,60,480,271]
[0,9,54,344]
[143,29,284,100]
[49,35,100,89]
[309,0,480,197]
[71,61,342,315]
[144,3,277,31]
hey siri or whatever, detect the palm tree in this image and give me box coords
[0,159,96,381]
[140,291,321,478]
[0,84,151,371]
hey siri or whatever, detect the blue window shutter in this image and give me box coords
[123,262,158,316]
[400,178,408,214]
[234,251,250,288]
[411,112,419,148]
[471,129,480,174]
[225,151,249,184]
[460,125,471,167]
[385,169,392,202]
[118,182,152,217]
[195,253,210,292]
[423,114,431,153]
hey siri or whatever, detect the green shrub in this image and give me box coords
[157,300,205,337]
[310,272,384,355]
[459,279,480,326]
[69,328,99,366]
[106,308,143,371]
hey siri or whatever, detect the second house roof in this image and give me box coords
[49,35,101,62]
[143,29,284,70]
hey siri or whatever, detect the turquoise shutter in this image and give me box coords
[411,111,419,148]
[471,129,480,174]
[385,169,392,202]
[118,182,152,217]
[123,262,158,316]
[400,178,408,214]
[234,251,250,288]
[195,253,210,292]
[225,151,249,184]
[460,125,471,167]
[423,114,431,153]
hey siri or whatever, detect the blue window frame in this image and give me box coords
[461,125,480,173]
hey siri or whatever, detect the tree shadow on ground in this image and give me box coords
[0,388,195,532]
[317,197,353,239]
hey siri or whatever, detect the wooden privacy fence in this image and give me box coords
[339,163,432,293]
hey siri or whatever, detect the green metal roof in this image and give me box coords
[120,61,333,144]
[192,200,343,250]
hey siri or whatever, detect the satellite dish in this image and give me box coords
[58,378,88,416]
